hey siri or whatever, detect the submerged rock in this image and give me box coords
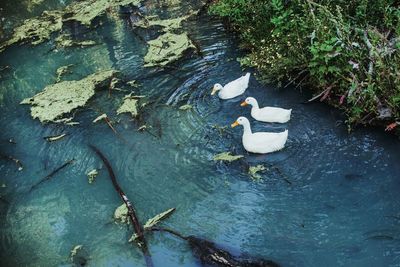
[134,12,196,31]
[144,32,195,67]
[0,10,62,53]
[20,70,117,124]
[55,64,73,82]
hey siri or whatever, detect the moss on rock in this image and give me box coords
[113,203,129,224]
[20,70,117,124]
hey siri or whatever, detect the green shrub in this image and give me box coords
[209,0,400,128]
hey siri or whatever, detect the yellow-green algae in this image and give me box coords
[0,10,62,53]
[70,245,83,261]
[20,70,117,123]
[144,32,195,67]
[87,169,98,184]
[63,0,141,26]
[117,94,140,117]
[179,104,192,110]
[55,64,73,83]
[114,203,129,224]
[0,0,141,52]
[248,165,267,180]
[213,152,244,162]
[55,34,97,48]
[135,12,196,31]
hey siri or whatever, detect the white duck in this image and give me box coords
[211,73,250,99]
[241,97,292,123]
[231,116,288,154]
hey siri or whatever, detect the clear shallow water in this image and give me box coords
[1,1,400,267]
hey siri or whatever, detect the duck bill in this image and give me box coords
[211,86,218,96]
[231,121,239,128]
[240,101,248,107]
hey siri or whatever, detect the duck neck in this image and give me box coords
[242,123,252,135]
[251,102,259,110]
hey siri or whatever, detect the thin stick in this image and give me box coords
[30,159,74,191]
[89,145,153,267]
[150,227,188,240]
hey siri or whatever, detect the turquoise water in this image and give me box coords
[1,1,400,266]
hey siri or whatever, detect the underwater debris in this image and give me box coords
[134,12,197,31]
[30,159,74,192]
[0,154,23,171]
[93,113,108,123]
[56,64,73,83]
[117,94,141,117]
[143,208,175,230]
[126,80,139,88]
[213,152,244,162]
[143,32,195,67]
[151,228,281,267]
[114,203,129,224]
[0,10,62,53]
[89,145,153,267]
[87,169,98,184]
[44,133,67,142]
[55,34,97,48]
[248,165,267,180]
[21,70,117,124]
[70,245,89,266]
[179,104,192,110]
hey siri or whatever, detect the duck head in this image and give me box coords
[240,97,258,107]
[231,116,250,128]
[211,84,223,95]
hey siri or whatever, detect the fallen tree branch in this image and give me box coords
[30,159,74,191]
[89,145,153,267]
[0,154,23,171]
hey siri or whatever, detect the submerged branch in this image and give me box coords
[30,159,74,191]
[88,145,153,267]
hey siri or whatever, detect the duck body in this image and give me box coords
[212,73,250,99]
[251,106,292,123]
[242,97,292,123]
[231,116,288,154]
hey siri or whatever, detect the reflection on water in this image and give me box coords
[1,1,400,267]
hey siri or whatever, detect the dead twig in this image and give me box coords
[89,145,153,267]
[0,154,23,171]
[30,159,74,192]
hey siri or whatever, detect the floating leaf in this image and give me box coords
[179,104,192,110]
[87,169,98,184]
[93,113,108,123]
[213,152,243,162]
[143,208,176,230]
[248,165,267,180]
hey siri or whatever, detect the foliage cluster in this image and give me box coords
[210,0,400,128]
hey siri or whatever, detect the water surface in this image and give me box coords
[1,1,400,266]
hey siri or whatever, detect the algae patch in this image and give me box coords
[55,34,97,48]
[63,0,141,26]
[114,203,129,224]
[117,94,141,117]
[0,10,62,52]
[248,165,267,180]
[179,104,192,110]
[144,32,195,67]
[55,64,73,83]
[20,70,117,123]
[213,152,244,162]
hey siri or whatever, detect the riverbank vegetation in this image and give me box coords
[209,0,400,130]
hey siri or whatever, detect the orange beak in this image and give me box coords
[231,121,239,128]
[240,101,248,107]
